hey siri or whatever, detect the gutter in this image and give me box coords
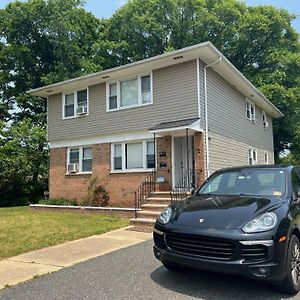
[203,57,222,178]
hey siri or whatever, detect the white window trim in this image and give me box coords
[264,152,269,164]
[66,146,93,175]
[262,110,268,130]
[246,99,256,122]
[248,148,258,165]
[62,87,89,120]
[106,72,153,112]
[111,139,156,173]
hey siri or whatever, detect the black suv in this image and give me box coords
[153,165,300,294]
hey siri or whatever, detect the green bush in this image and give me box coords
[38,198,79,206]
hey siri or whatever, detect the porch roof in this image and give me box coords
[149,118,200,134]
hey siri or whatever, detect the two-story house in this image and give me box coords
[29,42,282,209]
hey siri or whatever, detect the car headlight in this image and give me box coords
[242,212,277,233]
[159,207,173,224]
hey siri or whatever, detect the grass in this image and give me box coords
[0,206,130,260]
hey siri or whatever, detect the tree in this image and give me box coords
[95,0,300,160]
[0,119,47,206]
[0,0,101,124]
[0,0,102,203]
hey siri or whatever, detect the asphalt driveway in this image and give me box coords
[0,240,298,300]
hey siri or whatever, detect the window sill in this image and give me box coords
[107,102,153,113]
[65,172,92,176]
[111,169,153,174]
[62,114,89,120]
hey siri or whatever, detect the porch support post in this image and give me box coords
[186,128,190,187]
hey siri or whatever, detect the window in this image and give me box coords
[248,148,257,165]
[264,152,269,164]
[146,141,155,168]
[113,144,122,170]
[246,99,255,122]
[107,74,152,111]
[63,88,88,118]
[262,110,268,129]
[112,140,156,171]
[67,146,92,173]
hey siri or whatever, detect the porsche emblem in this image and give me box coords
[199,218,205,223]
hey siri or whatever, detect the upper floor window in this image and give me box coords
[63,88,88,119]
[67,146,92,174]
[111,140,155,172]
[246,99,255,122]
[248,148,257,165]
[264,152,269,164]
[107,74,152,111]
[262,110,268,129]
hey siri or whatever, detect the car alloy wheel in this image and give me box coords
[291,241,300,286]
[280,235,300,294]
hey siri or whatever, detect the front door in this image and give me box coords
[173,136,194,187]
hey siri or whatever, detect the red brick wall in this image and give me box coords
[49,134,205,206]
[194,132,206,186]
[49,144,150,207]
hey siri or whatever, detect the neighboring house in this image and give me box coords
[29,42,282,207]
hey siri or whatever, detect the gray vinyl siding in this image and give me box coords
[202,67,274,152]
[48,60,198,141]
[209,133,274,174]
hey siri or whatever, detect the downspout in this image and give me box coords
[203,57,222,178]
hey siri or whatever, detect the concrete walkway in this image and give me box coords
[0,226,152,290]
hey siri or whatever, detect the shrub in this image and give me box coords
[38,198,79,206]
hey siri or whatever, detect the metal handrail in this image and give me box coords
[134,169,156,218]
[171,169,201,203]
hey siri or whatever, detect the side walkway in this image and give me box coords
[0,226,152,289]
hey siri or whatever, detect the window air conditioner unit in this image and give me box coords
[68,163,79,173]
[263,121,269,129]
[77,106,88,115]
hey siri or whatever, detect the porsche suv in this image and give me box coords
[153,165,300,294]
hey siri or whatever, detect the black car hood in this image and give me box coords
[172,195,285,229]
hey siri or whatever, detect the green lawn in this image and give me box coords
[0,206,130,259]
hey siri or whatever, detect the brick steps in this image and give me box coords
[131,192,172,227]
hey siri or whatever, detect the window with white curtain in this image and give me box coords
[107,73,152,111]
[112,140,156,171]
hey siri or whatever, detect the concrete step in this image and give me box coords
[147,197,172,205]
[151,192,172,199]
[137,210,161,218]
[141,203,168,211]
[130,217,156,225]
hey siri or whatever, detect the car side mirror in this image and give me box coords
[191,188,196,196]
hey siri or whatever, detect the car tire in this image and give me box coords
[162,261,183,272]
[279,235,300,295]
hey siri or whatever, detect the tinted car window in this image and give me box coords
[198,168,286,197]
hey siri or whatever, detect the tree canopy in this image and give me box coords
[0,0,299,205]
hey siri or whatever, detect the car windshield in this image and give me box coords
[198,168,286,197]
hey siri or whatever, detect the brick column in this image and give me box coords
[194,132,206,186]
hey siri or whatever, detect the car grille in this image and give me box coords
[165,232,235,261]
[241,244,268,262]
[153,232,166,249]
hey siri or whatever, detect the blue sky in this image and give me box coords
[0,0,299,32]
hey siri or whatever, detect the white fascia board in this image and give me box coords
[49,131,154,148]
[149,119,203,135]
